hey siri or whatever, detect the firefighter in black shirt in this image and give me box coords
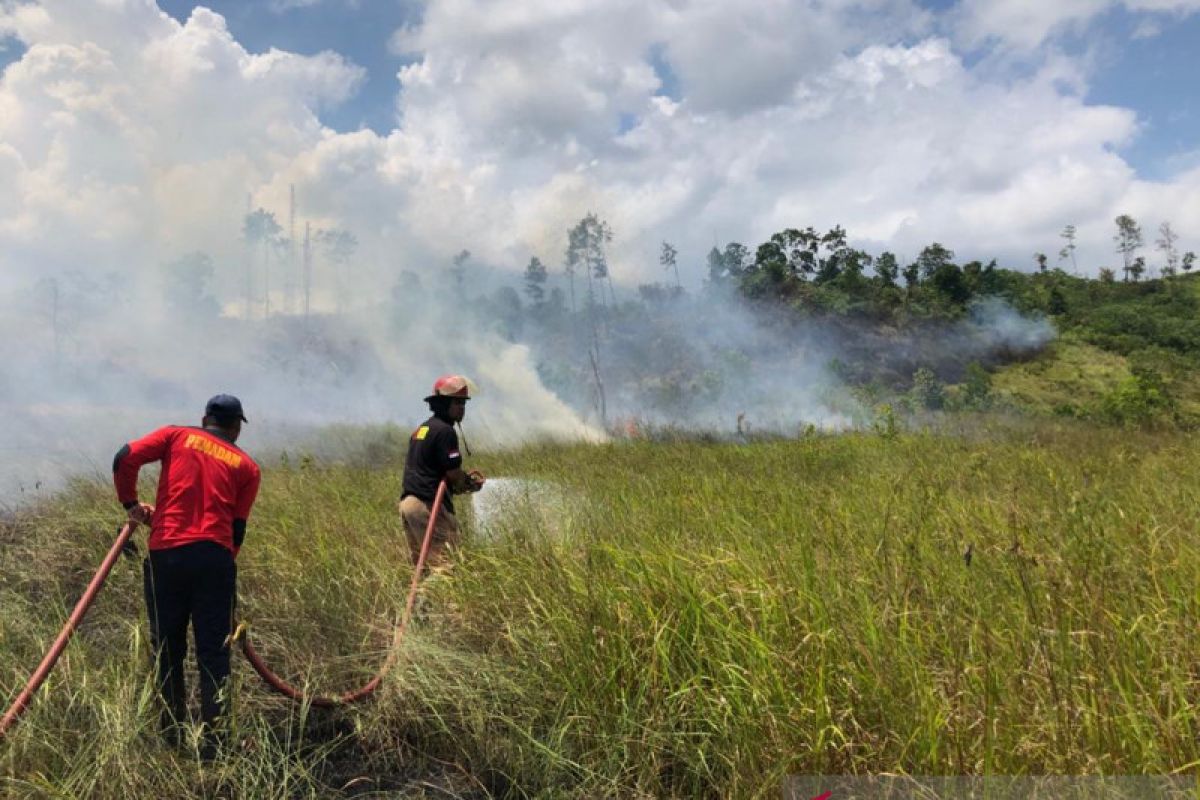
[400,375,485,570]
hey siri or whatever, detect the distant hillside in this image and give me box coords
[491,219,1200,431]
[951,273,1200,427]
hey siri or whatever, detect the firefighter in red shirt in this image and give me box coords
[113,394,261,757]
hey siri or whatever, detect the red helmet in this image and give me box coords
[424,374,473,403]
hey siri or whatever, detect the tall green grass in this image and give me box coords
[2,423,1199,797]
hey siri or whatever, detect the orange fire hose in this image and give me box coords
[0,522,138,740]
[236,480,447,707]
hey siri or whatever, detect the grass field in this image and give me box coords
[989,338,1132,412]
[2,422,1199,798]
[987,335,1200,423]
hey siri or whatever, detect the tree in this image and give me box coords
[1114,214,1143,282]
[962,260,984,292]
[962,361,992,408]
[1183,251,1196,273]
[491,285,523,340]
[163,252,220,320]
[978,259,1001,294]
[637,283,683,305]
[784,227,820,278]
[738,228,821,298]
[316,228,358,313]
[302,222,313,319]
[874,252,899,287]
[33,276,60,365]
[837,249,869,288]
[389,270,424,335]
[523,256,548,307]
[916,243,955,279]
[1048,286,1067,315]
[33,270,118,363]
[929,262,970,305]
[902,260,920,289]
[660,241,680,289]
[1034,252,1048,273]
[242,208,282,318]
[451,249,471,296]
[595,225,616,308]
[1059,224,1078,272]
[745,239,790,297]
[910,367,944,410]
[564,213,614,424]
[705,247,726,286]
[1156,221,1180,276]
[713,242,750,291]
[565,213,614,310]
[1099,267,1116,284]
[1129,255,1146,282]
[816,225,849,284]
[564,227,581,313]
[722,243,750,279]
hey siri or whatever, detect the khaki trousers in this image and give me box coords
[399,495,461,570]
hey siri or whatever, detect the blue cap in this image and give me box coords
[205,394,248,423]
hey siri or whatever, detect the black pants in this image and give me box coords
[142,541,236,732]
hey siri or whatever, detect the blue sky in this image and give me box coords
[156,0,422,133]
[1084,7,1200,179]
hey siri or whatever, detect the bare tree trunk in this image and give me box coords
[335,259,344,315]
[588,343,607,430]
[50,277,59,367]
[244,243,253,320]
[585,260,595,312]
[263,240,271,318]
[287,184,296,314]
[303,222,312,320]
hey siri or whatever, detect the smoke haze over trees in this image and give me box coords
[2,2,1200,496]
[11,181,1200,496]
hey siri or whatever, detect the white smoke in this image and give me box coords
[968,297,1056,352]
[0,1,1079,501]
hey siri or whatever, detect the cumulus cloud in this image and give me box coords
[662,0,935,113]
[2,0,1196,292]
[953,0,1200,50]
[1,0,1200,490]
[383,22,1162,277]
[0,2,366,273]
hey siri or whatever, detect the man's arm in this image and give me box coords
[435,427,484,494]
[445,467,485,494]
[113,428,172,524]
[231,465,262,555]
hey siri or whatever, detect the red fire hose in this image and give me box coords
[236,480,447,707]
[0,521,138,740]
[1,479,448,736]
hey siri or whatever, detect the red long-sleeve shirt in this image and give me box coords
[114,425,261,554]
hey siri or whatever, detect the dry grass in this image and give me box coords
[2,422,1198,797]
